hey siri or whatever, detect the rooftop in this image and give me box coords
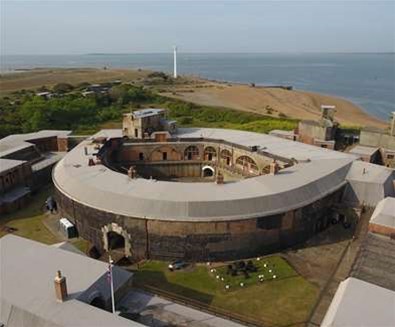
[53,128,361,222]
[130,108,164,119]
[321,277,395,327]
[351,233,395,292]
[370,197,395,229]
[0,235,141,327]
[349,145,380,157]
[0,130,71,158]
[0,158,26,174]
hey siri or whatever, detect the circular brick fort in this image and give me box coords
[53,109,358,261]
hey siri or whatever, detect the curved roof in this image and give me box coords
[53,128,356,222]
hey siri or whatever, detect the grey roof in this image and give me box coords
[0,130,71,158]
[370,197,395,229]
[130,108,164,119]
[321,277,395,327]
[32,152,67,172]
[349,145,380,157]
[351,233,395,291]
[343,161,395,207]
[0,235,141,327]
[54,128,358,222]
[0,158,26,174]
[269,130,296,137]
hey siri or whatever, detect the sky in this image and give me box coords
[1,0,394,55]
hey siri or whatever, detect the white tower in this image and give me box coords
[173,46,177,79]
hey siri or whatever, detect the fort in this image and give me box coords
[53,108,395,262]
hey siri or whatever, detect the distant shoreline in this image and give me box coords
[0,67,388,129]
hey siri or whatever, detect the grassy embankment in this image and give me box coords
[133,258,318,327]
[0,185,89,252]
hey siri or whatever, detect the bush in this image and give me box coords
[53,83,74,93]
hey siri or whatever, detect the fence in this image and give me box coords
[136,283,266,327]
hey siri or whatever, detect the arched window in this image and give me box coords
[184,145,200,160]
[204,147,217,161]
[220,149,232,166]
[236,156,258,173]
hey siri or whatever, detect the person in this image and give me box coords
[45,196,57,213]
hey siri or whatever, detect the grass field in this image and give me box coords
[0,185,90,253]
[133,259,318,327]
[0,185,60,244]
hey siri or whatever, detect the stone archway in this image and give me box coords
[202,165,215,177]
[101,223,132,257]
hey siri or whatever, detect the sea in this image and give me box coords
[1,53,394,120]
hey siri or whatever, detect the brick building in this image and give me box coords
[0,130,71,213]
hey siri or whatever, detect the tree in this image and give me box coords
[53,83,74,94]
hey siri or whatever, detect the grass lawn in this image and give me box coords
[214,256,297,288]
[133,258,318,327]
[0,185,60,244]
[70,238,91,254]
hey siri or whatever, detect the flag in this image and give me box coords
[107,260,112,284]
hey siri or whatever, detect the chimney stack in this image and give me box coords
[54,270,68,302]
[269,160,280,175]
[128,166,137,179]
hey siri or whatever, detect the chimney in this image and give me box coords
[269,160,280,175]
[216,171,224,184]
[54,270,68,302]
[128,166,137,179]
[390,112,395,137]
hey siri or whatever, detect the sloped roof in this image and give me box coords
[53,128,357,222]
[321,277,395,327]
[0,235,141,327]
[343,161,395,207]
[0,130,71,158]
[0,158,26,174]
[370,197,395,229]
[349,145,380,157]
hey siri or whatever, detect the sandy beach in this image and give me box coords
[164,82,387,129]
[0,68,387,129]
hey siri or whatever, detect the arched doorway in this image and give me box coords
[202,165,215,177]
[220,149,232,166]
[204,147,217,161]
[101,223,132,257]
[107,231,125,250]
[235,155,258,174]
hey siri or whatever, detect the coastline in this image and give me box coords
[0,67,387,129]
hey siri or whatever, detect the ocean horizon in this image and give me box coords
[1,53,394,121]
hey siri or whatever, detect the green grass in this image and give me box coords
[133,258,318,327]
[0,185,60,244]
[70,238,90,253]
[215,257,297,288]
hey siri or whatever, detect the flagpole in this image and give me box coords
[109,254,116,314]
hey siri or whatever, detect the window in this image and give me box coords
[387,154,394,159]
[162,152,167,160]
[139,152,144,160]
[134,129,138,138]
[220,149,232,166]
[204,147,217,161]
[184,146,199,160]
[235,155,258,172]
